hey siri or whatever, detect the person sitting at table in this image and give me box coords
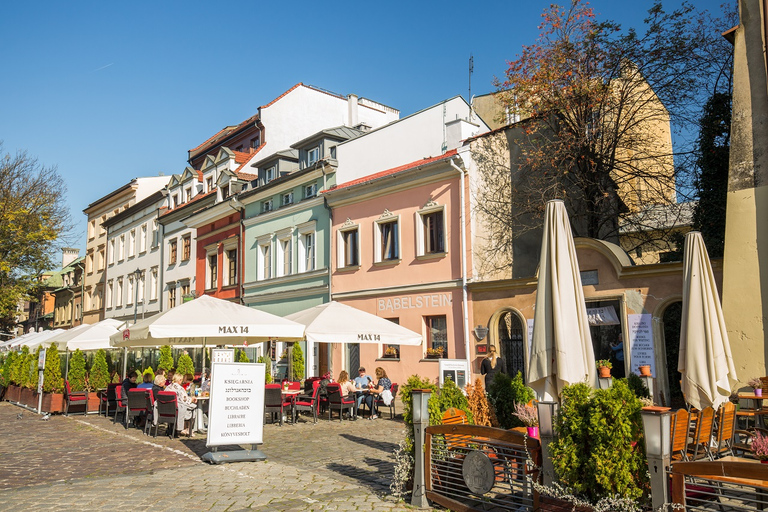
[121,371,138,400]
[165,373,197,435]
[152,374,166,398]
[352,367,371,412]
[166,369,175,387]
[337,370,359,420]
[182,373,194,391]
[137,373,154,389]
[200,370,211,395]
[363,367,392,420]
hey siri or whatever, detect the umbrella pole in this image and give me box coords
[65,349,70,380]
[122,347,128,379]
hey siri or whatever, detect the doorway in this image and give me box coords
[587,299,624,378]
[346,343,359,376]
[662,301,684,408]
[496,310,526,382]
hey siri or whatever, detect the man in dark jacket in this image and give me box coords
[121,371,138,400]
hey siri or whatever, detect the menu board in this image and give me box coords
[206,362,265,447]
[627,314,655,376]
[438,359,469,388]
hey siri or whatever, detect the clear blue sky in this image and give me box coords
[0,0,730,252]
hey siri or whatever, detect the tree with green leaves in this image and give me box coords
[0,144,74,332]
[142,366,155,382]
[257,355,273,383]
[13,345,29,387]
[157,345,174,372]
[43,343,63,393]
[29,347,41,390]
[68,349,87,392]
[238,349,250,363]
[176,352,195,376]
[88,349,110,391]
[291,343,305,380]
[0,351,14,386]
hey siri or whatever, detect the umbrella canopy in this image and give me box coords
[528,200,597,400]
[284,301,423,345]
[45,319,123,351]
[678,231,737,410]
[0,332,35,351]
[110,294,305,347]
[17,329,66,350]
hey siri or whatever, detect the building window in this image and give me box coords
[277,237,292,277]
[106,281,113,308]
[416,205,446,256]
[281,192,293,206]
[250,136,260,150]
[262,199,273,213]
[181,282,190,300]
[150,268,158,301]
[304,183,317,198]
[108,240,115,265]
[100,216,107,235]
[185,187,192,202]
[140,224,147,253]
[87,253,94,274]
[151,220,159,248]
[377,219,399,262]
[265,166,275,184]
[383,318,400,359]
[208,254,218,289]
[169,240,178,265]
[118,235,125,261]
[182,236,191,261]
[308,147,319,165]
[221,185,229,199]
[137,273,144,303]
[168,286,176,309]
[173,194,180,208]
[227,249,238,286]
[127,275,135,306]
[258,242,271,280]
[88,220,96,239]
[299,232,315,272]
[206,176,214,192]
[98,249,105,271]
[116,278,124,307]
[339,227,359,268]
[129,229,136,257]
[426,315,448,358]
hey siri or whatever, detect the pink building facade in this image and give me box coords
[325,150,474,386]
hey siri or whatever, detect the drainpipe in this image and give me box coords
[322,163,333,377]
[449,157,473,377]
[228,194,245,304]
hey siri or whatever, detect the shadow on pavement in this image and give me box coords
[339,433,399,453]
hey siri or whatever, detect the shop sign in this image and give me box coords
[377,293,451,312]
[628,314,655,376]
[206,362,265,448]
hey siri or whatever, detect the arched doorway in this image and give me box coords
[661,300,684,408]
[492,309,526,382]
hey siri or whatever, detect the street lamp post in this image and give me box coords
[641,406,672,510]
[132,268,143,324]
[536,400,559,486]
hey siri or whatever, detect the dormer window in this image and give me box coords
[304,183,317,198]
[185,187,192,202]
[250,136,260,150]
[265,166,276,184]
[282,192,293,206]
[221,185,229,199]
[206,177,214,192]
[308,147,319,165]
[262,199,273,213]
[173,194,180,208]
[235,145,243,152]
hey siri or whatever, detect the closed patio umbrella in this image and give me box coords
[528,200,596,401]
[678,231,737,410]
[284,301,422,345]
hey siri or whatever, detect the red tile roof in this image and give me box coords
[260,83,304,109]
[327,150,459,193]
[233,145,264,180]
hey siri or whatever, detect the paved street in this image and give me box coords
[0,402,432,511]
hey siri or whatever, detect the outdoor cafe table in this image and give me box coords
[739,392,766,428]
[281,389,301,423]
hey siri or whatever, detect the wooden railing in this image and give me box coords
[670,458,768,511]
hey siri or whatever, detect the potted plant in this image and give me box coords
[749,377,763,397]
[596,359,612,378]
[753,432,768,463]
[383,346,399,359]
[426,347,445,359]
[68,348,88,409]
[638,364,652,377]
[41,343,64,413]
[514,402,539,438]
[4,351,20,402]
[176,351,195,377]
[157,345,174,372]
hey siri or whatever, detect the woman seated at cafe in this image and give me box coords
[152,374,166,398]
[137,373,154,389]
[165,373,197,435]
[363,367,392,420]
[337,370,357,397]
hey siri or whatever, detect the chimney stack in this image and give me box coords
[62,247,79,268]
[347,94,359,127]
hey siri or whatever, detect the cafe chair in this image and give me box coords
[265,384,292,426]
[687,406,715,461]
[670,408,691,461]
[375,383,398,419]
[294,380,320,424]
[113,387,128,424]
[64,380,88,416]
[710,401,737,459]
[98,383,120,417]
[326,384,355,421]
[126,388,152,431]
[154,391,179,438]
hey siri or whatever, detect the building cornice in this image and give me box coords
[242,268,329,291]
[243,196,324,226]
[242,284,329,305]
[332,279,462,300]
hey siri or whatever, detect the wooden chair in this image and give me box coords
[687,406,715,460]
[710,401,737,459]
[736,377,768,429]
[375,382,398,419]
[670,408,691,461]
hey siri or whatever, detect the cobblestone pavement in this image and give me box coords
[0,402,434,511]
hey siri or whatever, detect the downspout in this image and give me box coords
[449,157,473,376]
[228,194,245,304]
[321,162,333,377]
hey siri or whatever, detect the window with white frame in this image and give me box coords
[257,238,272,280]
[225,248,237,286]
[116,277,124,307]
[151,220,159,248]
[338,224,360,268]
[208,254,218,289]
[100,216,107,235]
[137,273,145,303]
[150,267,158,301]
[281,192,293,206]
[426,315,448,358]
[129,229,136,257]
[98,249,105,271]
[127,275,135,306]
[298,230,315,273]
[106,280,113,308]
[206,176,214,192]
[87,253,94,274]
[108,239,115,265]
[277,235,292,277]
[304,183,317,199]
[185,187,192,202]
[140,224,147,253]
[118,234,125,261]
[308,147,319,165]
[262,199,273,213]
[265,166,275,184]
[374,214,399,263]
[416,203,446,256]
[88,220,96,239]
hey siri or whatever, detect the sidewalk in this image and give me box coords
[0,402,432,511]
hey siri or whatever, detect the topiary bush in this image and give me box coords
[436,377,473,423]
[68,349,88,392]
[238,349,250,363]
[624,373,651,399]
[291,343,305,380]
[176,352,195,376]
[29,347,41,391]
[142,366,155,382]
[12,346,28,387]
[487,371,535,429]
[157,345,174,372]
[0,351,14,386]
[550,380,649,504]
[20,347,33,389]
[89,349,110,391]
[257,355,273,383]
[42,343,64,393]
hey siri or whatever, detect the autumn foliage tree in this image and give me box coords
[476,0,734,274]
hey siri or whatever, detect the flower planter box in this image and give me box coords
[20,387,35,407]
[5,384,20,402]
[41,392,65,413]
[87,392,100,413]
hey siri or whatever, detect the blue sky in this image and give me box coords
[0,0,730,252]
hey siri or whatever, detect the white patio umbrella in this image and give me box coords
[528,200,597,401]
[284,301,423,345]
[17,329,66,350]
[0,332,35,351]
[46,319,122,351]
[109,294,305,347]
[678,231,737,410]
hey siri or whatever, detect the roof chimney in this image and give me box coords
[62,247,79,268]
[347,94,359,127]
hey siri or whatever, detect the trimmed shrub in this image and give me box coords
[157,345,174,372]
[43,343,64,393]
[466,378,497,427]
[142,366,155,382]
[291,343,305,380]
[89,349,110,391]
[12,346,28,386]
[487,371,535,429]
[257,355,273,383]
[0,351,15,386]
[436,377,473,423]
[68,349,88,392]
[238,349,250,363]
[29,347,41,390]
[176,352,195,376]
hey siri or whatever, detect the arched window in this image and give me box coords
[492,309,527,382]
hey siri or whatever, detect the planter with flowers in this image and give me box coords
[382,346,399,359]
[749,377,764,397]
[514,402,539,438]
[596,360,612,378]
[426,347,445,360]
[753,432,768,463]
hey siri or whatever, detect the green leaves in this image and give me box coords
[68,349,87,392]
[43,343,63,393]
